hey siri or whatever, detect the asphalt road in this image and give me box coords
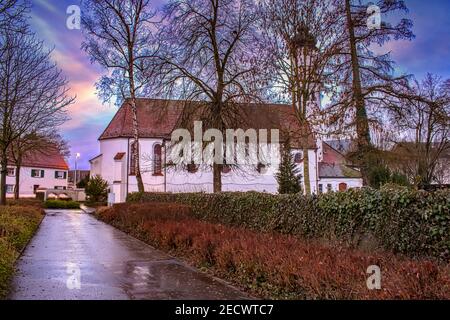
[9,210,247,300]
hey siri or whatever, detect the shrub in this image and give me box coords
[96,204,450,300]
[44,200,80,209]
[85,175,108,202]
[6,199,43,208]
[0,206,43,298]
[128,188,450,260]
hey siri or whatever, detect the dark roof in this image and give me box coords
[16,149,69,170]
[391,142,450,159]
[325,139,356,155]
[89,154,103,162]
[319,163,362,179]
[99,98,317,149]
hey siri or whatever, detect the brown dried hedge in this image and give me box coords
[128,187,450,260]
[96,203,450,300]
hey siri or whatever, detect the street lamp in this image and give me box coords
[74,153,80,188]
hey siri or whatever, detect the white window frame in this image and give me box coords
[55,171,65,179]
[327,183,333,192]
[31,169,44,178]
[54,186,66,190]
[6,185,14,193]
[7,167,15,177]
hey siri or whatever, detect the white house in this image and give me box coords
[3,149,69,198]
[90,99,362,203]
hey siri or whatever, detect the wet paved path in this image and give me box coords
[9,210,247,300]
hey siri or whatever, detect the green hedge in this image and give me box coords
[44,200,80,209]
[128,186,450,260]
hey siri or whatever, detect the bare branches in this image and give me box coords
[0,15,73,203]
[388,74,450,186]
[82,0,160,193]
[155,0,266,192]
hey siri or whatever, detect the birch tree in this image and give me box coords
[81,0,159,193]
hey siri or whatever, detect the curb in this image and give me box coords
[80,204,96,214]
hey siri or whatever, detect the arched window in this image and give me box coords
[294,152,303,163]
[129,141,138,176]
[153,144,162,175]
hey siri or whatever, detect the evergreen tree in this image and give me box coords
[276,144,302,194]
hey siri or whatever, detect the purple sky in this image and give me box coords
[29,0,450,169]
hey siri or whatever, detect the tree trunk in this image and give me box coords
[14,164,20,200]
[128,52,145,193]
[302,147,311,194]
[0,152,7,205]
[213,163,222,193]
[345,0,372,185]
[130,99,145,193]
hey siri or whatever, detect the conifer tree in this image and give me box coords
[276,144,302,194]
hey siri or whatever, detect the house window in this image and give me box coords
[31,169,44,178]
[129,141,139,176]
[186,163,198,174]
[294,152,303,163]
[256,162,267,174]
[153,144,162,175]
[33,185,40,194]
[222,164,232,174]
[6,185,14,193]
[327,184,332,192]
[54,186,67,190]
[318,184,323,194]
[339,183,348,192]
[55,171,66,179]
[7,167,15,177]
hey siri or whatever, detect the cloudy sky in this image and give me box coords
[29,0,450,169]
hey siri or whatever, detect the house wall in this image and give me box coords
[90,156,102,177]
[94,137,320,201]
[3,166,68,198]
[318,177,363,193]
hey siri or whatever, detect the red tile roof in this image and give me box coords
[16,148,69,170]
[99,99,316,149]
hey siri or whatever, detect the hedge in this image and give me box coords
[44,200,80,209]
[96,203,450,299]
[128,186,450,260]
[0,206,43,298]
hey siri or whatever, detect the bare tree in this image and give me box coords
[259,0,342,194]
[0,29,72,205]
[0,0,28,31]
[156,0,266,192]
[389,74,450,186]
[329,0,414,185]
[81,0,159,193]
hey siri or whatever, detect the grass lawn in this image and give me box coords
[0,204,44,299]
